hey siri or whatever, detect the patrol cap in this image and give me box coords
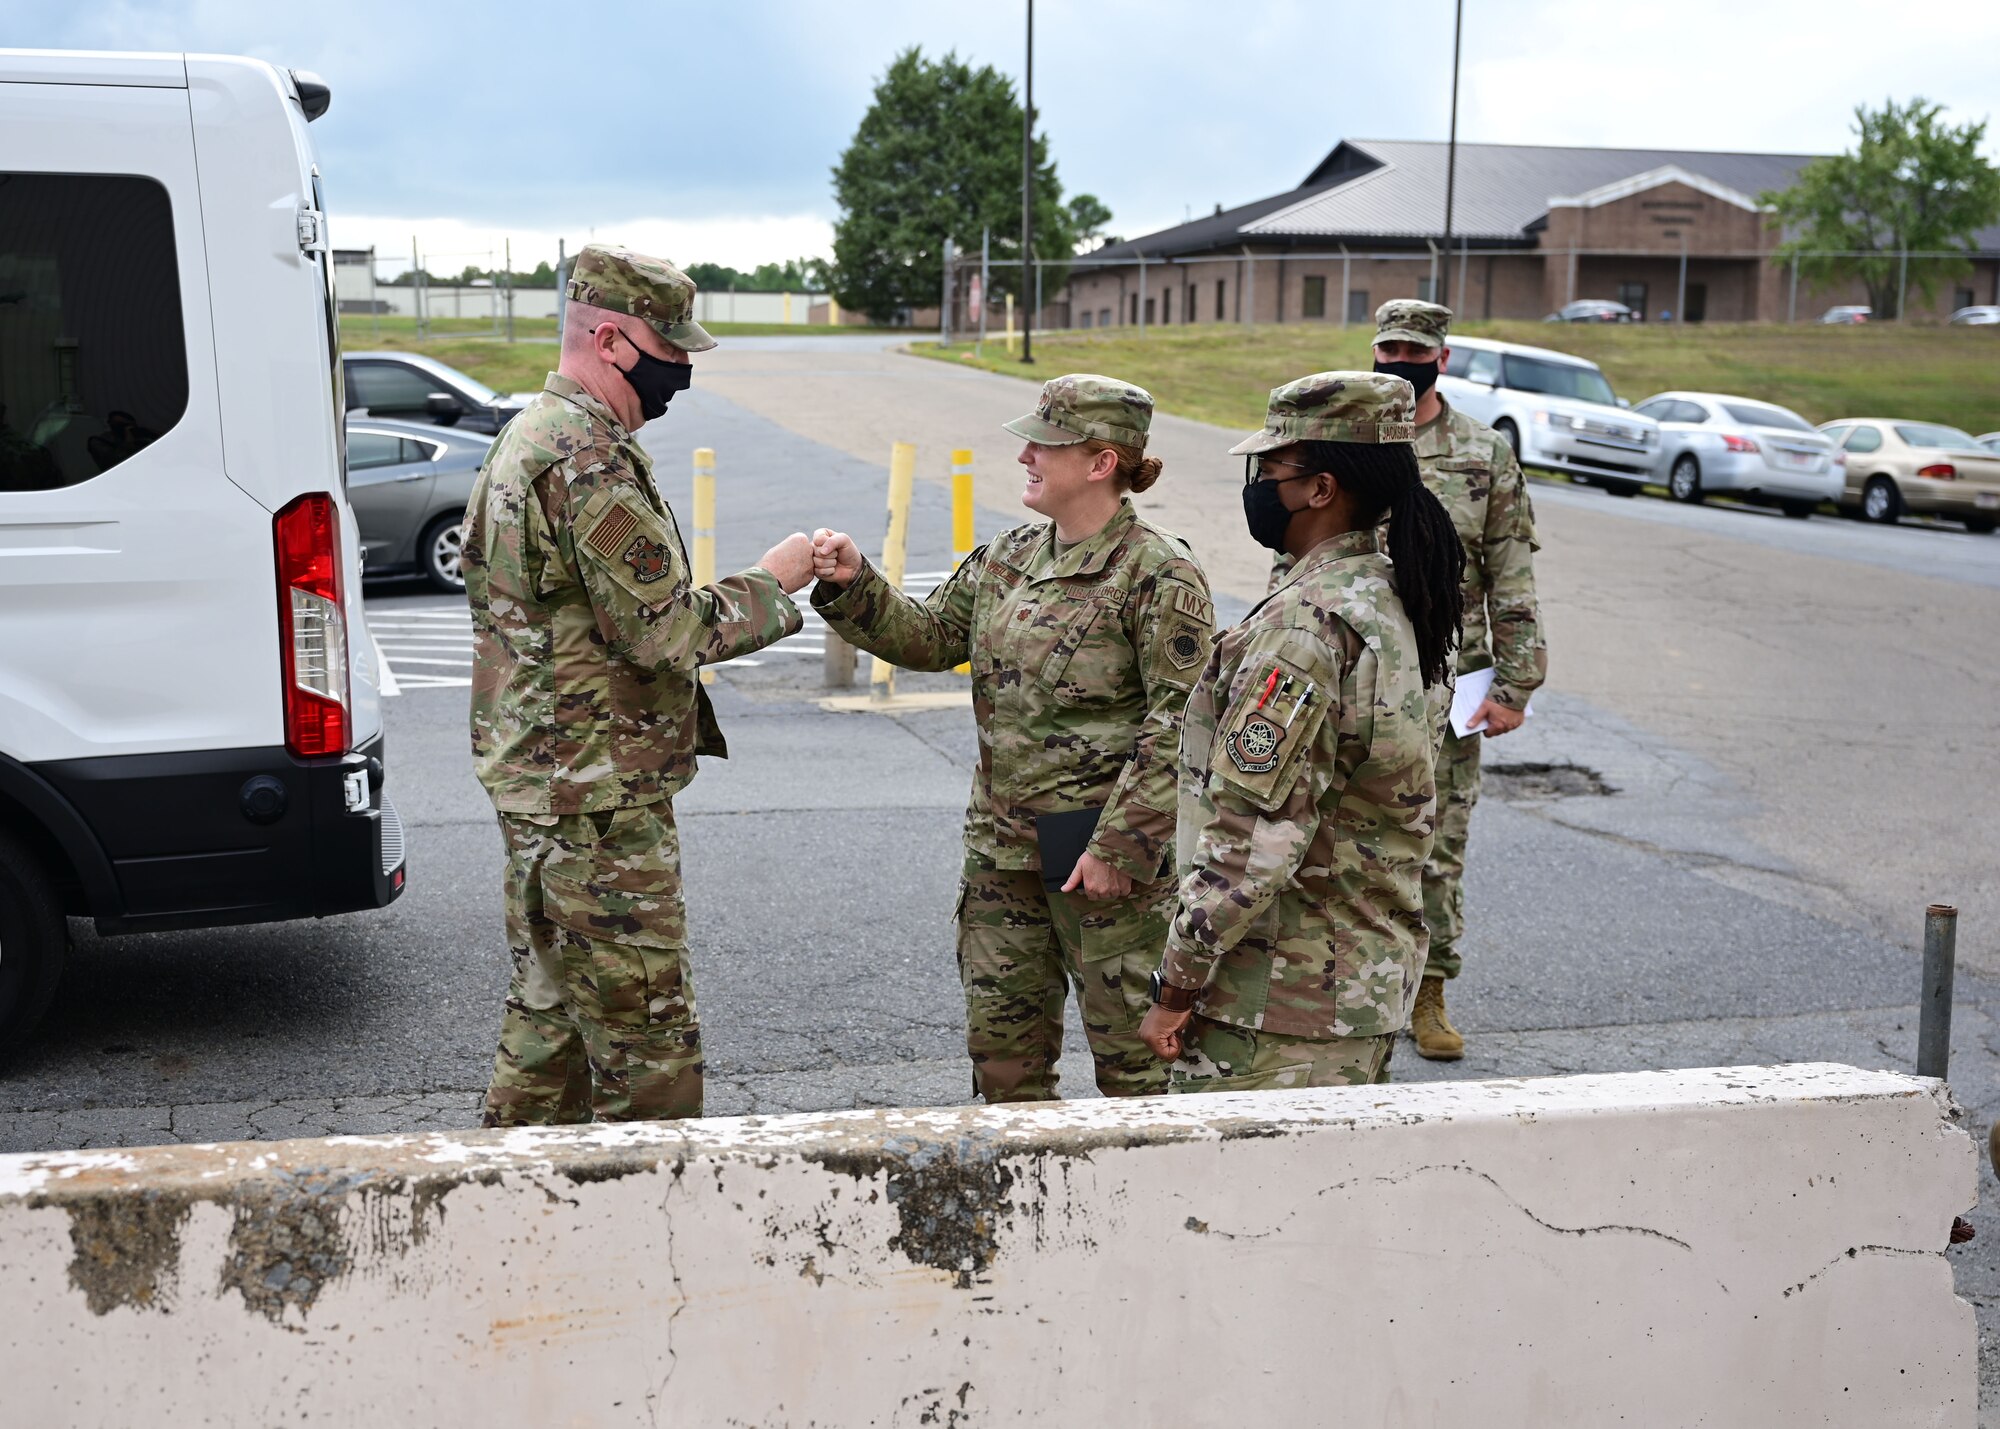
[1226,371,1417,455]
[565,244,716,354]
[1374,298,1452,349]
[1002,373,1153,449]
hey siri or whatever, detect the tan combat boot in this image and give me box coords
[1410,975,1464,1061]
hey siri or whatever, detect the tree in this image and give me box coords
[1765,98,2000,319]
[1065,193,1114,253]
[827,47,1074,322]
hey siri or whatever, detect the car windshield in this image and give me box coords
[1502,354,1617,406]
[1721,401,1814,432]
[1896,423,1980,450]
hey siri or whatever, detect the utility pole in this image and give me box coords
[1020,0,1035,363]
[1438,0,1463,309]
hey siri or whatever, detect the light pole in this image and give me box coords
[1438,0,1463,309]
[1020,0,1035,363]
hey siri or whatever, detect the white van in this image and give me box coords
[0,51,404,1046]
[1436,335,1660,495]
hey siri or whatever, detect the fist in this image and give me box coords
[811,528,863,587]
[759,532,815,594]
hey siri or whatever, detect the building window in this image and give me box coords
[1215,279,1227,321]
[1617,281,1648,317]
[1079,310,1092,329]
[1346,289,1371,324]
[1416,277,1434,302]
[1099,308,1111,328]
[1162,288,1172,324]
[0,172,189,491]
[1129,293,1138,326]
[1301,275,1327,319]
[1186,285,1197,322]
[1144,296,1156,325]
[1956,287,1977,311]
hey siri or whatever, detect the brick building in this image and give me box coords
[1064,139,2000,327]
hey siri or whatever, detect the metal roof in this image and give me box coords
[1090,137,2000,258]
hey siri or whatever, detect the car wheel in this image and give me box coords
[1966,515,1997,535]
[1493,419,1522,464]
[0,827,68,1059]
[1861,477,1901,524]
[1603,481,1640,498]
[421,514,468,593]
[1668,455,1704,503]
[1779,500,1817,520]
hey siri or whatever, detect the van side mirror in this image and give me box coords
[424,393,463,425]
[1616,396,1631,409]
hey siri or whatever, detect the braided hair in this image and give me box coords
[1298,439,1465,687]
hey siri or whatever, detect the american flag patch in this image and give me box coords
[584,502,640,559]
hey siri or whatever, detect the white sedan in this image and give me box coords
[1632,392,1845,517]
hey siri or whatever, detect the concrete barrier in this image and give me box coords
[0,1064,1974,1426]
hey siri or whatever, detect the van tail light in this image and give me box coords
[1917,463,1958,480]
[274,493,350,757]
[1720,434,1761,454]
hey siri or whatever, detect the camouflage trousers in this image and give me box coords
[1422,726,1484,981]
[1169,1016,1395,1093]
[956,855,1172,1102]
[482,802,701,1126]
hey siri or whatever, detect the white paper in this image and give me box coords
[1449,667,1532,738]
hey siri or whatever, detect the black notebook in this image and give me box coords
[1035,806,1105,892]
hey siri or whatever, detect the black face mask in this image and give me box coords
[1242,475,1305,551]
[1373,356,1441,400]
[616,331,693,420]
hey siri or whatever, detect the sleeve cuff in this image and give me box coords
[1489,680,1536,711]
[1160,937,1212,992]
[1086,818,1168,884]
[811,558,881,615]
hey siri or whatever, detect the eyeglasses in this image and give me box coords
[1244,454,1325,486]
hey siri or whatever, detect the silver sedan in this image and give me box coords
[1633,391,1844,517]
[347,415,488,591]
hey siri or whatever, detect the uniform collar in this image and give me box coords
[543,372,639,448]
[1039,497,1136,578]
[1292,527,1385,578]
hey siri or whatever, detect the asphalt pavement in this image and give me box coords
[6,338,1999,1415]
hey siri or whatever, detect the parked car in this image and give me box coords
[1437,335,1660,494]
[1545,300,1635,323]
[1978,433,2000,455]
[343,350,532,434]
[0,50,404,1048]
[1816,419,2000,531]
[1948,306,2000,326]
[1632,392,1844,517]
[347,415,487,591]
[1817,305,1871,325]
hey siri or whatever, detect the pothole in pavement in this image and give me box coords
[1485,761,1616,801]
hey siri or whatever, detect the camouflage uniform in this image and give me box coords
[1159,372,1437,1091]
[1375,301,1546,981]
[464,246,801,1126]
[815,375,1215,1101]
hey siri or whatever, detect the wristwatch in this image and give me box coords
[1148,970,1200,1012]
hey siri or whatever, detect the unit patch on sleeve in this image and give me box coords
[621,534,672,582]
[1227,714,1285,774]
[1166,626,1206,669]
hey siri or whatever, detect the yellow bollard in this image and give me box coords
[951,448,975,675]
[1004,293,1017,356]
[692,447,716,686]
[828,294,842,327]
[870,442,917,700]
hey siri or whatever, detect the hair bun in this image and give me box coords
[1129,455,1164,493]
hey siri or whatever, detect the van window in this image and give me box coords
[1500,353,1617,407]
[1464,350,1500,385]
[0,173,188,491]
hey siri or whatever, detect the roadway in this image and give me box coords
[5,336,1997,1408]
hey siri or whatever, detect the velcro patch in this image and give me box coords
[1166,625,1206,669]
[622,534,672,582]
[1227,714,1285,774]
[583,502,640,560]
[1170,585,1213,623]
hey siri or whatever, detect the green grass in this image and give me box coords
[913,321,2000,434]
[338,317,912,392]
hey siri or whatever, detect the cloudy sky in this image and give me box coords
[9,0,2000,275]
